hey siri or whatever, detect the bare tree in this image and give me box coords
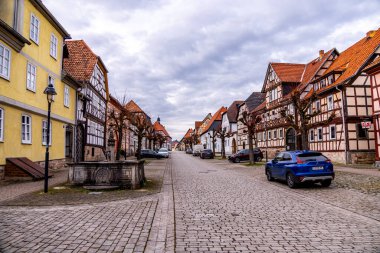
[217,127,232,159]
[208,129,218,156]
[239,111,262,164]
[280,89,335,150]
[129,113,151,160]
[191,131,200,146]
[108,95,131,160]
[145,126,155,150]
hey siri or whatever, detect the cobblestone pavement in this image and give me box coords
[173,152,380,253]
[0,160,170,253]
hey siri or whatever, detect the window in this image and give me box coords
[0,108,3,141]
[50,33,58,59]
[308,105,312,115]
[274,129,277,139]
[309,129,314,142]
[327,95,334,111]
[329,125,336,140]
[0,43,11,79]
[289,104,294,114]
[320,79,326,88]
[279,129,283,138]
[314,83,319,91]
[315,100,321,112]
[356,123,368,139]
[317,127,323,141]
[30,13,40,44]
[26,62,37,91]
[257,132,261,141]
[268,131,272,140]
[21,115,32,144]
[283,153,292,161]
[42,120,52,145]
[64,85,70,107]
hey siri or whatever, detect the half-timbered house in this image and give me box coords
[302,29,380,163]
[221,100,243,154]
[364,56,380,166]
[153,117,172,150]
[255,49,338,158]
[64,40,109,162]
[237,92,265,150]
[200,107,227,153]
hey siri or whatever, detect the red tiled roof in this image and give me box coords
[153,121,171,138]
[63,40,99,82]
[271,63,305,83]
[319,29,380,93]
[301,49,336,84]
[201,106,227,134]
[125,100,144,113]
[184,128,193,139]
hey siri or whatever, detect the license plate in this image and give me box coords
[312,166,324,170]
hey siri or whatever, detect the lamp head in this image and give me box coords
[44,83,57,103]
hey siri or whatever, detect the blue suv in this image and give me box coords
[265,151,334,188]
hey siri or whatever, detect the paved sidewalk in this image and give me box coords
[0,168,69,203]
[334,166,380,177]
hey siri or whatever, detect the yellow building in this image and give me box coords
[0,0,77,178]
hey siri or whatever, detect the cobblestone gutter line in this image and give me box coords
[145,158,175,253]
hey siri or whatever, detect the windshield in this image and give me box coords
[297,153,328,162]
[159,148,168,152]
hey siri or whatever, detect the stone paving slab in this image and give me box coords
[173,152,380,253]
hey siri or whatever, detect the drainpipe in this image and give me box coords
[336,86,348,164]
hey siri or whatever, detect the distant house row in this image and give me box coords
[0,0,171,179]
[180,28,380,165]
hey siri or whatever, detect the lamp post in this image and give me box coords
[43,83,57,193]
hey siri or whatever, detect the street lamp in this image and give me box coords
[43,83,57,193]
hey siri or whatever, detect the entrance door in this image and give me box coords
[286,128,296,151]
[65,126,73,159]
[232,138,237,154]
[76,125,85,162]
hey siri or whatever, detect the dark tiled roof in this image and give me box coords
[245,92,266,112]
[225,100,244,123]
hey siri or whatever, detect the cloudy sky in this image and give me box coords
[44,0,380,140]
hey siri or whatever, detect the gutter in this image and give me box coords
[335,86,348,164]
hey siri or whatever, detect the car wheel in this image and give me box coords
[235,158,240,163]
[256,157,262,162]
[286,173,297,188]
[266,169,274,181]
[321,179,332,187]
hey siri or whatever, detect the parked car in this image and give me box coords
[138,149,164,159]
[185,148,193,154]
[228,148,263,163]
[158,148,169,158]
[192,144,204,156]
[265,151,334,188]
[200,149,214,159]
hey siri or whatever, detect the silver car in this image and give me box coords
[158,148,169,158]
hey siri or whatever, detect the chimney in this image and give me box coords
[366,30,376,38]
[319,50,324,60]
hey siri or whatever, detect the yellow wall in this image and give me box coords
[0,104,66,164]
[0,0,76,166]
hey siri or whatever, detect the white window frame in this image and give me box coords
[317,127,323,141]
[21,114,32,144]
[327,95,334,111]
[26,62,37,92]
[50,33,58,59]
[0,108,3,142]
[329,125,336,140]
[0,43,11,80]
[30,13,40,44]
[309,129,314,142]
[268,131,272,140]
[42,120,52,145]
[64,85,70,107]
[279,129,283,138]
[273,129,277,139]
[315,100,321,112]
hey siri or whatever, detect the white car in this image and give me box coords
[158,148,169,158]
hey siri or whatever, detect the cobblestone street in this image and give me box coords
[0,152,380,252]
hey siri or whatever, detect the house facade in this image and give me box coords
[0,0,77,178]
[200,107,227,153]
[64,40,109,162]
[221,100,243,155]
[153,117,172,150]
